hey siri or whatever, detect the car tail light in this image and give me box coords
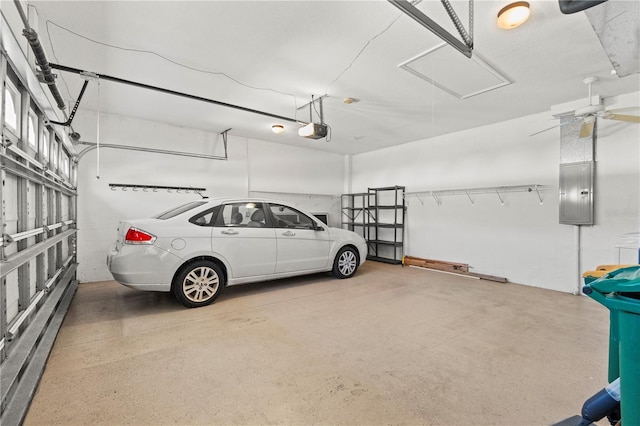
[125,227,156,244]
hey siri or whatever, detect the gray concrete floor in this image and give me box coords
[25,262,611,425]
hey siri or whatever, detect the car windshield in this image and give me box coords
[154,201,208,220]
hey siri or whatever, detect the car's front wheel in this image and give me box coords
[332,246,359,279]
[173,260,225,308]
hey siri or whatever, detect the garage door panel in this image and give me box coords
[61,195,70,222]
[61,239,69,259]
[6,270,19,324]
[4,174,19,235]
[27,181,36,227]
[29,258,37,297]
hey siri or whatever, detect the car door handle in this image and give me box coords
[221,229,239,235]
[281,231,296,237]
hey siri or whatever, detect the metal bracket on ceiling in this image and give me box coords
[388,0,474,58]
[80,71,99,81]
[48,79,90,127]
[221,128,231,158]
[297,95,327,124]
[297,95,328,112]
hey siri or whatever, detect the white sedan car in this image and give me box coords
[107,198,367,308]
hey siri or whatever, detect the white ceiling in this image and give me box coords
[23,0,640,154]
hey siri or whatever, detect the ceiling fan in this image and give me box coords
[573,76,640,138]
[531,76,639,138]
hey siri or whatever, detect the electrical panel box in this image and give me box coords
[559,161,594,225]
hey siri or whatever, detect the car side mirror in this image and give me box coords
[313,222,325,231]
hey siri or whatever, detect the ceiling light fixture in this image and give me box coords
[497,1,530,29]
[271,124,284,134]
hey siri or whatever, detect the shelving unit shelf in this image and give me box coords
[341,186,405,265]
[340,192,370,234]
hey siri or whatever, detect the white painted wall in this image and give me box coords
[75,113,345,282]
[351,91,640,293]
[247,139,345,227]
[76,93,638,292]
[582,92,640,267]
[247,138,344,195]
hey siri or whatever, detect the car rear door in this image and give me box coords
[267,203,331,273]
[211,202,277,278]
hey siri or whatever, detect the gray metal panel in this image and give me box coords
[559,162,594,225]
[586,1,640,78]
[559,114,594,164]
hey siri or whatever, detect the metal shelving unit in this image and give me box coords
[367,186,405,264]
[341,192,370,239]
[341,186,405,265]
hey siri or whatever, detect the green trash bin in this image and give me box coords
[583,266,640,425]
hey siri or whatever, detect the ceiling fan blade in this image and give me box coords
[606,107,640,114]
[607,114,640,123]
[530,124,560,136]
[579,121,594,138]
[530,117,579,137]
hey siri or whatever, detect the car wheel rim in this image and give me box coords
[338,250,357,276]
[183,266,220,303]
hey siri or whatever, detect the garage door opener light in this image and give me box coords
[298,95,328,140]
[298,122,328,139]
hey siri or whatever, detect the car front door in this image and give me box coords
[211,202,276,279]
[267,203,331,273]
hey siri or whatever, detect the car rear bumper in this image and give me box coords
[107,243,181,292]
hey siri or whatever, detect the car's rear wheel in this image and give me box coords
[332,246,359,279]
[173,260,224,308]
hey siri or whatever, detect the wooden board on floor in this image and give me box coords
[402,255,469,273]
[402,255,507,283]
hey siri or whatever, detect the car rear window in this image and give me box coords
[154,201,208,220]
[189,205,222,227]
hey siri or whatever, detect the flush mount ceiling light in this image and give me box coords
[497,1,530,29]
[271,124,284,134]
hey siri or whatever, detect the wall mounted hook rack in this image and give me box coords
[109,183,206,193]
